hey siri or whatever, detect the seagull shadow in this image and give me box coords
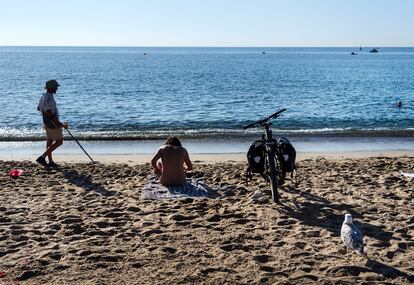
[278,185,393,243]
[365,259,414,282]
[59,167,116,196]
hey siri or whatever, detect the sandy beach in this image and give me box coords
[2,0,414,283]
[1,154,413,284]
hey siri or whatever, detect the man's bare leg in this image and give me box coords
[42,139,63,159]
[37,139,63,167]
[46,139,53,162]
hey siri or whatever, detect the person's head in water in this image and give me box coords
[165,136,182,147]
[397,101,402,108]
[45,80,60,94]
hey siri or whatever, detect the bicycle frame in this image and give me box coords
[243,108,287,204]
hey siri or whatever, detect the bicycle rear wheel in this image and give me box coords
[267,152,280,203]
[275,154,286,186]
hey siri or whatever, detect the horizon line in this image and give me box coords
[1,44,414,48]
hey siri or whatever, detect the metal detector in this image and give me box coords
[65,128,95,164]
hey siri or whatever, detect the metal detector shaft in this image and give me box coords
[65,128,94,163]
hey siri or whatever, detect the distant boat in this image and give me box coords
[370,48,379,53]
[359,46,362,51]
[351,52,357,55]
[262,51,266,54]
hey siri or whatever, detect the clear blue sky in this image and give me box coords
[1,0,413,47]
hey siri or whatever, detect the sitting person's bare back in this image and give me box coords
[151,136,193,186]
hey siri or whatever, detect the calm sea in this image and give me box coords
[0,46,412,141]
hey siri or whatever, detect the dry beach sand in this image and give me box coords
[0,156,413,284]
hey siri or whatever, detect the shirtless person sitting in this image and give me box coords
[151,136,193,186]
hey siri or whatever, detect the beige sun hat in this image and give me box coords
[44,80,60,89]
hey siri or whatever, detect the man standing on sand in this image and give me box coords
[36,80,68,168]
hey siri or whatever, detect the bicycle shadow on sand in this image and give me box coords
[278,185,393,244]
[59,167,116,196]
[276,185,414,281]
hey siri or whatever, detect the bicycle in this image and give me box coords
[243,108,287,204]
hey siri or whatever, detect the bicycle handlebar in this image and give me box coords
[242,108,286,129]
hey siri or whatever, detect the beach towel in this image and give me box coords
[141,176,216,199]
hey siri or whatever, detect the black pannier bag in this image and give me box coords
[277,137,296,174]
[246,141,266,182]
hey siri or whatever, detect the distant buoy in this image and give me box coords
[144,52,147,56]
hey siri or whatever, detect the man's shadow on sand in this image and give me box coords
[277,185,414,282]
[58,167,116,196]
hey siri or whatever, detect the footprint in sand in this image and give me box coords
[168,214,197,221]
[160,247,177,254]
[220,243,251,252]
[17,270,41,281]
[327,265,371,277]
[59,215,82,224]
[253,254,271,263]
[142,228,163,237]
[259,265,274,272]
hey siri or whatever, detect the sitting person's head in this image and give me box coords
[165,136,182,147]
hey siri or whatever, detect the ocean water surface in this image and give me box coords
[0,46,413,141]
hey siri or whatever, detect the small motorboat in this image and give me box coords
[370,48,379,53]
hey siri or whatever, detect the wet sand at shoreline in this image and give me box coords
[1,150,414,165]
[0,156,413,284]
[1,136,414,162]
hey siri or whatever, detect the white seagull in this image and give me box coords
[341,214,365,257]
